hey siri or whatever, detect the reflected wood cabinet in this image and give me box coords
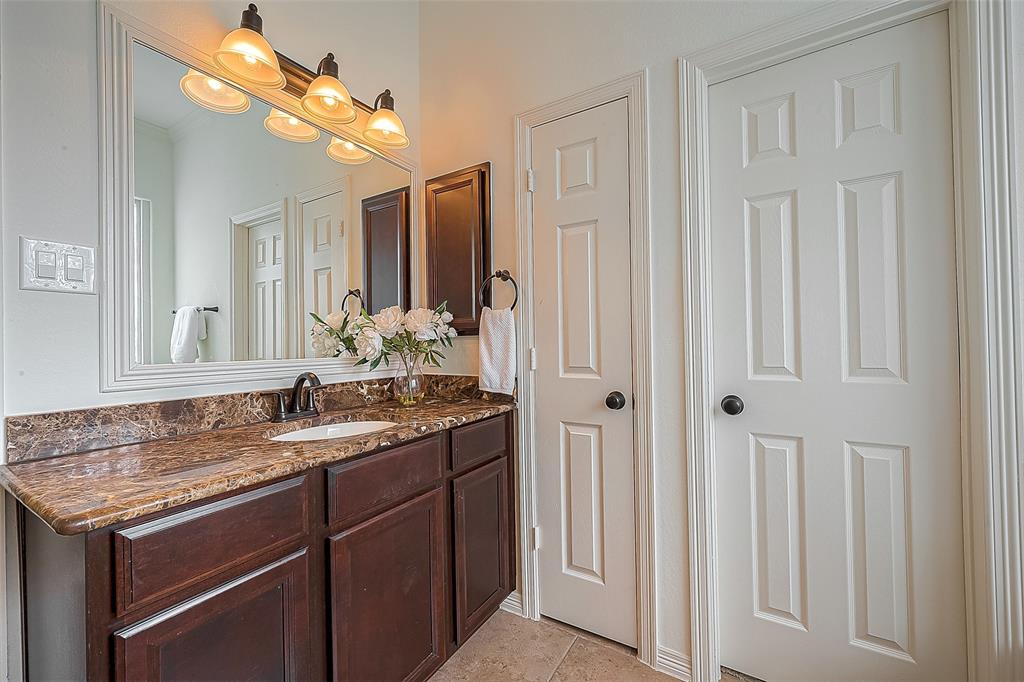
[17,413,515,682]
[425,163,491,334]
[362,186,411,314]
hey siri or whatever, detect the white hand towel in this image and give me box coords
[170,307,205,364]
[479,306,516,395]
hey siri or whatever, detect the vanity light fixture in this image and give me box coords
[264,108,320,142]
[179,69,251,114]
[213,4,285,90]
[365,89,410,149]
[301,53,357,124]
[327,137,373,165]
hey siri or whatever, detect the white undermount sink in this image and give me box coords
[270,421,398,442]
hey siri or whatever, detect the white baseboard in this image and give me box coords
[655,646,692,681]
[500,590,525,617]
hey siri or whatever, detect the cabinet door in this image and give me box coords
[425,162,491,334]
[329,488,446,682]
[452,456,511,643]
[114,550,310,681]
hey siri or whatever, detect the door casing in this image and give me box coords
[512,71,658,668]
[679,2,1024,681]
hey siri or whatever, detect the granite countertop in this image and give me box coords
[0,397,514,536]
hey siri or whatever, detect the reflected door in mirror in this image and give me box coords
[299,181,349,358]
[426,163,491,335]
[362,187,410,315]
[248,214,286,360]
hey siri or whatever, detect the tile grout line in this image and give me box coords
[546,633,579,682]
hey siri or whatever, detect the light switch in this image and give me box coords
[65,254,85,282]
[20,236,96,294]
[34,250,57,279]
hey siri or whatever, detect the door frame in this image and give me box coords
[512,71,658,666]
[229,200,288,361]
[678,2,1022,681]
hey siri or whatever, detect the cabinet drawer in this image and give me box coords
[113,476,308,616]
[327,434,444,527]
[450,415,508,473]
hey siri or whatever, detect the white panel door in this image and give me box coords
[710,13,965,681]
[247,219,285,360]
[532,98,637,646]
[299,188,347,357]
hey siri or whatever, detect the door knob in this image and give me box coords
[721,394,744,415]
[605,391,627,410]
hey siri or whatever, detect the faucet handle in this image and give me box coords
[261,390,288,422]
[305,384,329,412]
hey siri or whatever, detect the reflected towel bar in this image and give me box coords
[172,306,219,315]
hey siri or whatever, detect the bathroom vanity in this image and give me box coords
[2,399,515,681]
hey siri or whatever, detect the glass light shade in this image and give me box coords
[179,69,250,114]
[264,108,320,142]
[327,137,373,165]
[364,108,410,148]
[213,27,285,89]
[301,75,357,123]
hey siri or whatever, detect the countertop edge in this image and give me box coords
[3,401,515,536]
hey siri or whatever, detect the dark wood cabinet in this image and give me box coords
[452,456,511,643]
[112,476,308,616]
[425,162,491,334]
[19,412,515,681]
[326,434,443,528]
[114,550,310,681]
[362,186,411,314]
[329,489,447,682]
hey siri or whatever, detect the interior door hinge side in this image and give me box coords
[526,168,535,192]
[530,526,541,550]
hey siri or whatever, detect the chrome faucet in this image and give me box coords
[265,372,326,422]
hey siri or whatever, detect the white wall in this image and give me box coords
[133,120,177,364]
[417,0,820,664]
[0,0,421,415]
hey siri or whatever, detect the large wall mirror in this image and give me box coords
[101,5,419,390]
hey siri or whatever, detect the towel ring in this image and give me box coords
[340,289,364,314]
[478,270,518,310]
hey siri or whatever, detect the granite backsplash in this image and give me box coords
[6,374,486,463]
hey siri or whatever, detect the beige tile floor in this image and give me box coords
[431,609,752,681]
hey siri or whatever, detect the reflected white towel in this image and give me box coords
[169,306,207,364]
[479,306,516,395]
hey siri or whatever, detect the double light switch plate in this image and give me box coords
[20,236,96,294]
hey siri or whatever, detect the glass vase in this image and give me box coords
[393,354,426,406]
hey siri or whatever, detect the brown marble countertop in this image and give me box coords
[0,397,514,536]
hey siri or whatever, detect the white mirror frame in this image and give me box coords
[99,3,422,392]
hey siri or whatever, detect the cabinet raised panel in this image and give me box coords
[327,434,444,528]
[113,476,308,615]
[329,487,447,682]
[113,550,311,682]
[362,186,411,314]
[425,162,491,334]
[452,456,511,643]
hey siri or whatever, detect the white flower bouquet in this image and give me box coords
[310,303,457,405]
